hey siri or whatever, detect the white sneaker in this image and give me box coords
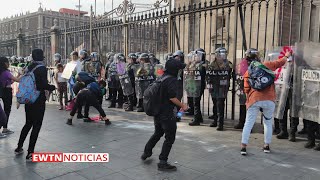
[0,133,7,138]
[2,129,14,135]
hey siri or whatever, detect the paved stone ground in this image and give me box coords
[0,101,320,180]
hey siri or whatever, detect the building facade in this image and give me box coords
[0,6,89,42]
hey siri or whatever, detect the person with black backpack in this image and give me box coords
[240,49,292,155]
[141,57,188,171]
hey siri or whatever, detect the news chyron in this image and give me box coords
[32,153,109,163]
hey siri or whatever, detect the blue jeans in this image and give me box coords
[241,100,275,145]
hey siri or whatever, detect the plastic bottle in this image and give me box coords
[177,108,184,118]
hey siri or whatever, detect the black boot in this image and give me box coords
[298,119,307,134]
[289,117,299,142]
[66,119,72,125]
[289,133,296,142]
[273,118,281,135]
[305,141,316,149]
[189,120,200,126]
[276,131,289,139]
[305,121,316,149]
[210,120,217,127]
[217,124,224,131]
[125,106,134,111]
[216,115,224,131]
[234,105,246,129]
[314,143,320,151]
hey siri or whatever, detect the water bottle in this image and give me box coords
[177,108,184,118]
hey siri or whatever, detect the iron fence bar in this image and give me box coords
[272,0,277,47]
[256,1,261,49]
[215,0,218,49]
[279,0,285,46]
[231,0,239,120]
[263,1,269,56]
[249,2,254,48]
[308,0,313,41]
[298,0,304,42]
[289,0,293,45]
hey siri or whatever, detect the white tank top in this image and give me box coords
[57,72,67,83]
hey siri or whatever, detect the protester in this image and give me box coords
[0,56,21,137]
[67,82,111,125]
[54,63,68,110]
[141,57,188,171]
[240,49,292,155]
[172,50,184,122]
[15,49,56,161]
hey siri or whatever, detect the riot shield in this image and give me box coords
[292,42,320,124]
[184,52,202,97]
[235,59,249,105]
[118,62,134,96]
[154,64,165,79]
[133,63,155,99]
[264,47,293,120]
[206,67,231,99]
[183,69,201,97]
[107,62,121,89]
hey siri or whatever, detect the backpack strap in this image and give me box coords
[26,64,44,74]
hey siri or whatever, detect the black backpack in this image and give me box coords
[143,75,173,116]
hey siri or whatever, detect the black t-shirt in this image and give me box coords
[158,74,177,116]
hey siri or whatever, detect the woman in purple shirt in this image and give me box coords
[0,57,21,138]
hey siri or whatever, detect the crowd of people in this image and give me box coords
[0,46,319,170]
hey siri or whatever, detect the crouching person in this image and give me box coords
[141,57,188,171]
[67,82,111,125]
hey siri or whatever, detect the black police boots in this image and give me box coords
[273,118,281,135]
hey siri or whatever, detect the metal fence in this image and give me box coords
[1,0,320,120]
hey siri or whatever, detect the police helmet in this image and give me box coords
[173,50,184,58]
[214,47,228,59]
[148,53,156,59]
[79,49,88,56]
[245,48,259,61]
[165,53,173,61]
[128,53,137,60]
[54,53,62,61]
[90,52,99,60]
[135,52,142,57]
[10,56,17,63]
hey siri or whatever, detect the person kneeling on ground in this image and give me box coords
[67,81,110,125]
[141,57,188,171]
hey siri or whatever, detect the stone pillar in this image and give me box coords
[16,28,24,57]
[51,19,60,66]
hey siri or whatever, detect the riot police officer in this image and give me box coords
[105,52,115,100]
[123,53,138,111]
[79,49,90,62]
[172,50,184,122]
[10,56,19,67]
[84,52,103,81]
[134,53,154,112]
[207,48,231,131]
[149,53,160,65]
[108,53,124,108]
[185,48,206,126]
[54,53,62,66]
